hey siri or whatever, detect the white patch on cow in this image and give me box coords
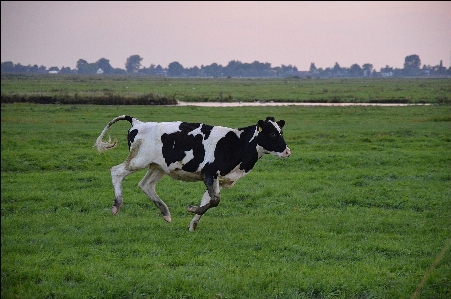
[248,127,259,143]
[188,126,203,138]
[269,120,282,133]
[220,164,247,188]
[158,122,182,135]
[182,149,194,165]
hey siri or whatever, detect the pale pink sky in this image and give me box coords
[2,1,450,71]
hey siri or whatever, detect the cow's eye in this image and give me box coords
[270,133,277,138]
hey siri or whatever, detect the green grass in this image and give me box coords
[2,74,450,103]
[1,103,450,299]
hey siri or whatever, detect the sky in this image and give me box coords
[2,1,451,71]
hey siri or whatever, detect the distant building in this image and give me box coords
[48,66,59,74]
[96,68,104,74]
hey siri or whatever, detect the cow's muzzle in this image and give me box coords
[280,147,291,158]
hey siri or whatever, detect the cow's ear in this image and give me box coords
[258,119,266,132]
[266,116,275,122]
[277,120,285,128]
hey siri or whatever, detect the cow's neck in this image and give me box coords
[238,125,262,172]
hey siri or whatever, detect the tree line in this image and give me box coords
[1,54,449,78]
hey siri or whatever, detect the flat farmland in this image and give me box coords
[1,102,450,299]
[1,74,450,104]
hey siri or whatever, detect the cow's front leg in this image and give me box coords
[187,175,221,231]
[188,190,210,231]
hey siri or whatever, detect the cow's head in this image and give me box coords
[256,117,291,158]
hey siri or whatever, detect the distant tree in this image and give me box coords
[167,61,184,77]
[362,63,373,76]
[324,67,332,76]
[76,59,88,71]
[281,64,298,77]
[125,55,143,73]
[38,65,47,73]
[309,62,317,72]
[29,64,39,73]
[59,66,72,74]
[139,63,156,75]
[96,58,113,74]
[76,59,97,74]
[272,66,283,77]
[1,61,14,72]
[438,60,446,75]
[185,66,201,77]
[250,61,271,77]
[223,60,245,77]
[380,65,393,73]
[349,64,363,77]
[332,62,342,74]
[12,63,26,72]
[202,63,223,77]
[403,54,421,76]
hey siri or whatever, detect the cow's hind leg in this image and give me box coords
[110,162,135,215]
[138,164,171,223]
[110,139,148,215]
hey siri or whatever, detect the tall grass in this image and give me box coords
[1,103,450,299]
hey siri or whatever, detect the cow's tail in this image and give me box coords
[95,115,140,152]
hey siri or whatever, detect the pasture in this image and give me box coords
[1,74,450,104]
[1,103,450,299]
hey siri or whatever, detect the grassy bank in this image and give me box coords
[1,103,450,298]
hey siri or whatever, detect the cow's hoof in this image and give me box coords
[111,206,119,215]
[189,221,198,232]
[187,205,198,213]
[163,215,172,223]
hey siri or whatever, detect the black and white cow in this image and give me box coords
[95,115,290,231]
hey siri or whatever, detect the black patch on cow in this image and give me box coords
[124,115,133,125]
[161,123,205,172]
[201,133,237,178]
[179,122,201,133]
[178,122,213,140]
[214,131,243,176]
[239,126,260,172]
[127,129,138,149]
[201,124,213,140]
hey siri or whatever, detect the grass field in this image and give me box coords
[1,103,450,299]
[1,74,450,104]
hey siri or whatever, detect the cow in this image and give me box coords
[95,115,290,231]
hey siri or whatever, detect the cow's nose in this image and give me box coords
[283,147,291,157]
